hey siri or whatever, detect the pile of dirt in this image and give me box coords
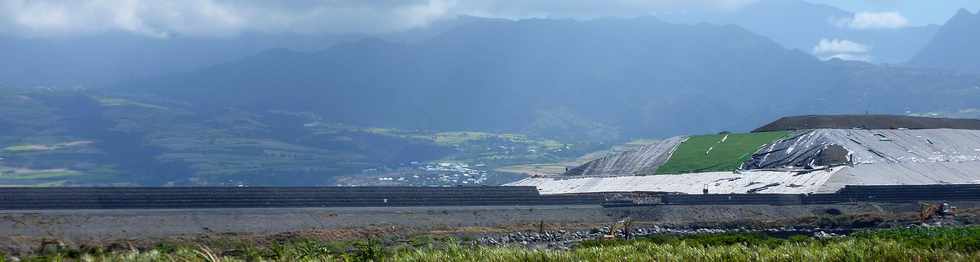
[753,115,980,132]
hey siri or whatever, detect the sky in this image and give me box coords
[0,0,977,38]
[808,0,980,26]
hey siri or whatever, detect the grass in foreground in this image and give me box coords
[7,226,980,261]
[656,131,790,174]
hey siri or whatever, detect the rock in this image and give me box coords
[39,240,66,255]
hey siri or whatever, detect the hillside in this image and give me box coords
[561,114,980,178]
[132,16,980,140]
[659,0,939,64]
[6,17,980,186]
[910,9,980,73]
[0,89,595,186]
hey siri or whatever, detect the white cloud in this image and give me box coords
[813,39,870,54]
[452,0,758,19]
[0,0,458,37]
[0,0,759,38]
[831,11,909,30]
[823,53,872,62]
[812,38,872,62]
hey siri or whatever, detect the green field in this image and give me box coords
[656,131,791,174]
[11,227,980,261]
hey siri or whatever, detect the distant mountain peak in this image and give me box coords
[909,7,980,73]
[954,8,975,18]
[947,8,977,25]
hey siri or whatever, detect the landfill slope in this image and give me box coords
[817,161,980,192]
[655,131,790,174]
[563,136,686,176]
[523,128,980,195]
[746,129,980,169]
[511,168,839,194]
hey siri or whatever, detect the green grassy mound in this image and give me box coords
[656,131,790,174]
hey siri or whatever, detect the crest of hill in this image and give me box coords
[753,115,980,132]
[909,8,980,73]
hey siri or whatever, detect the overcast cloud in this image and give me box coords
[0,0,759,38]
[812,38,872,62]
[831,11,910,29]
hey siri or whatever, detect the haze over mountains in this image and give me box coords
[136,16,980,138]
[2,0,980,186]
[0,16,490,89]
[911,9,980,74]
[0,0,969,89]
[0,33,353,88]
[659,0,940,64]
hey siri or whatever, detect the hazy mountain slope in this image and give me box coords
[139,17,847,138]
[0,16,503,90]
[136,16,980,140]
[659,0,938,63]
[0,33,358,89]
[1,89,584,186]
[910,9,980,73]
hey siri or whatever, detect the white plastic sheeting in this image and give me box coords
[564,136,686,176]
[509,168,840,195]
[748,129,980,169]
[514,129,980,195]
[817,162,980,193]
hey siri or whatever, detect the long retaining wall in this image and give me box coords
[0,186,603,210]
[607,184,980,206]
[2,184,978,210]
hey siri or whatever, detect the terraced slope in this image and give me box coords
[655,131,791,174]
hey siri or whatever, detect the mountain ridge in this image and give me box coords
[131,16,980,140]
[910,8,980,73]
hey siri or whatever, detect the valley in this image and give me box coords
[0,89,605,186]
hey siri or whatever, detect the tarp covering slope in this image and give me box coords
[563,136,686,176]
[511,168,840,194]
[518,128,980,195]
[817,162,980,193]
[745,129,980,170]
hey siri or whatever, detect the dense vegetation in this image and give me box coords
[8,227,980,261]
[656,131,790,174]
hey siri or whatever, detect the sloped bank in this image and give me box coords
[528,115,980,195]
[4,202,980,254]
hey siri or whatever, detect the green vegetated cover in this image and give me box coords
[656,131,790,174]
[15,226,980,261]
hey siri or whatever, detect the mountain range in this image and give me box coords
[132,16,980,139]
[2,4,980,186]
[658,0,940,64]
[911,9,980,74]
[0,0,959,90]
